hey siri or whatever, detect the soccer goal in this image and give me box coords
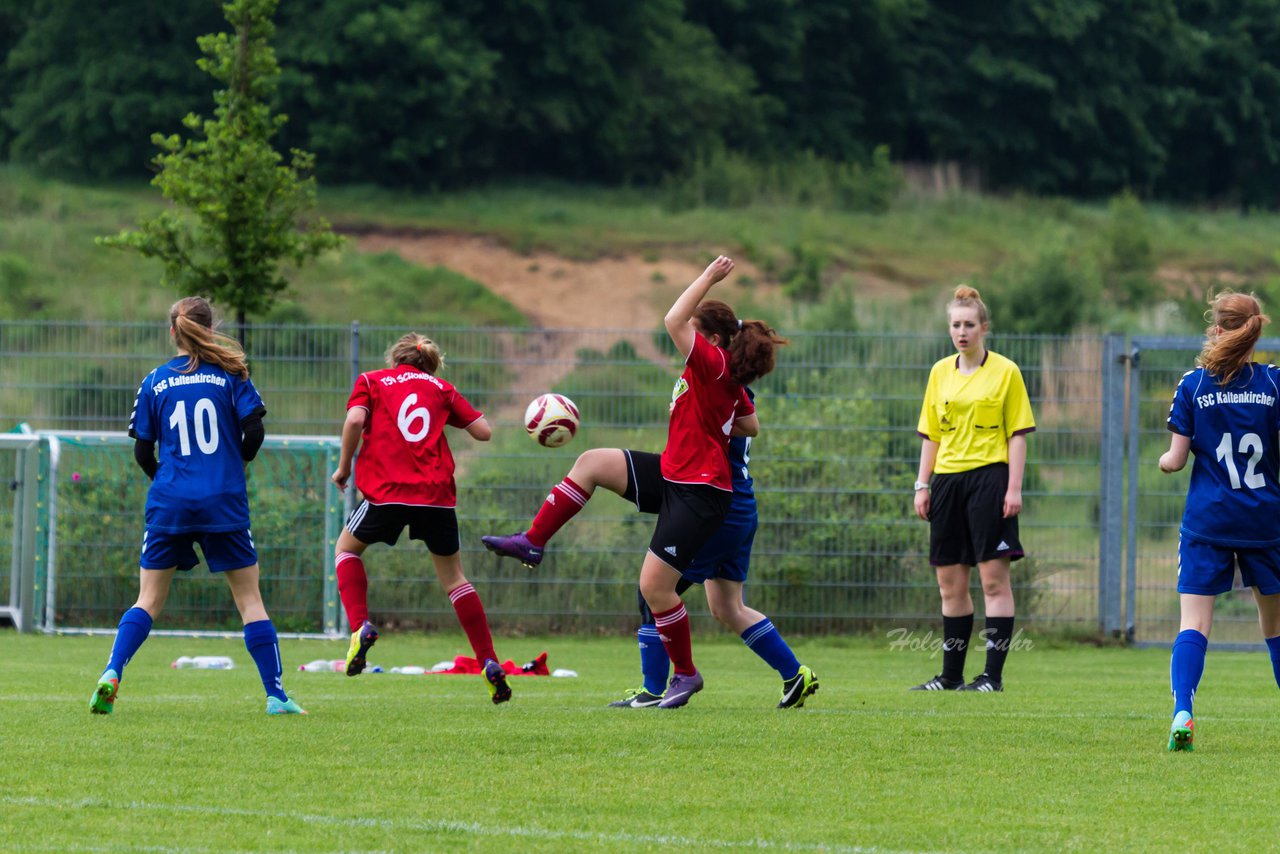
[8,431,346,639]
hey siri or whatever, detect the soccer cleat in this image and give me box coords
[266,696,308,715]
[1168,711,1194,752]
[909,674,965,691]
[484,659,513,705]
[657,671,704,709]
[89,669,119,715]
[607,687,664,708]
[778,664,820,709]
[958,672,1003,692]
[345,620,380,677]
[480,531,543,568]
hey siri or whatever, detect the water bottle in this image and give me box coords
[390,666,426,675]
[551,668,578,678]
[172,656,235,670]
[298,659,331,673]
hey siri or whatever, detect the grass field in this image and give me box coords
[3,631,1279,852]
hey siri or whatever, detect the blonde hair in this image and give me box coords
[948,284,989,325]
[385,332,444,374]
[169,297,249,380]
[1199,290,1269,386]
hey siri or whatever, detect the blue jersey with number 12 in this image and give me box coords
[1167,363,1280,547]
[129,357,266,534]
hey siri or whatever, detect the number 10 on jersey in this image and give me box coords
[169,398,220,456]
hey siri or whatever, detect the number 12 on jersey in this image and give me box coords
[1216,431,1264,490]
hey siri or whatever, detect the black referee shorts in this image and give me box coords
[928,462,1023,567]
[346,500,460,556]
[621,449,732,571]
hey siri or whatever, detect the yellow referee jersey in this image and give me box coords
[917,350,1036,473]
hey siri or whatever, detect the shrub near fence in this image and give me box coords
[2,323,1105,635]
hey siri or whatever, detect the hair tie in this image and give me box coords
[737,319,743,330]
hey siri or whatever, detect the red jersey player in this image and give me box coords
[331,333,511,704]
[483,255,787,707]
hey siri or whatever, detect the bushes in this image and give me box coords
[665,146,904,213]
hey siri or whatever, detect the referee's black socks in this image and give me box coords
[982,616,1015,683]
[941,613,974,684]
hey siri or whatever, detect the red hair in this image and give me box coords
[1199,290,1268,386]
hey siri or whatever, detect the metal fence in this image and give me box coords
[0,321,1178,639]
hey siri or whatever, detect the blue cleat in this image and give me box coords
[657,671,704,709]
[480,532,543,568]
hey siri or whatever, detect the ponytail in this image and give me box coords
[730,320,789,385]
[692,299,788,385]
[168,297,249,380]
[386,332,444,374]
[1199,290,1268,386]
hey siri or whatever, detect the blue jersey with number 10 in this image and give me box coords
[129,357,266,534]
[1167,363,1280,547]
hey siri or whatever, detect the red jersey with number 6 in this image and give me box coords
[661,333,755,491]
[346,365,483,506]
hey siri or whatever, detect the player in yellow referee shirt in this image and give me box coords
[910,285,1035,693]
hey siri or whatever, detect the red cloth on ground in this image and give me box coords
[429,651,550,676]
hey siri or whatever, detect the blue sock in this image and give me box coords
[1266,635,1280,690]
[638,624,669,695]
[106,607,153,678]
[244,619,287,701]
[1170,628,1208,716]
[741,617,801,681]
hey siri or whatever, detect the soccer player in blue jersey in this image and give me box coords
[1159,290,1280,751]
[89,297,305,716]
[608,399,818,709]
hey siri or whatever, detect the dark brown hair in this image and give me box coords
[169,297,249,379]
[693,299,788,385]
[385,332,444,374]
[1199,290,1268,386]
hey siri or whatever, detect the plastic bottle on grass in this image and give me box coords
[390,666,426,675]
[172,656,235,670]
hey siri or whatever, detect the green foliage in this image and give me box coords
[96,0,342,325]
[666,146,904,213]
[781,243,828,303]
[984,236,1103,335]
[1101,191,1160,308]
[0,253,40,318]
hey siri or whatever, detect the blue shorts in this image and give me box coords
[681,513,757,585]
[1177,535,1280,595]
[140,528,258,573]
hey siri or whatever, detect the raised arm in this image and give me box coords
[665,255,734,357]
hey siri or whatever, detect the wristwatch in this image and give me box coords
[913,480,930,492]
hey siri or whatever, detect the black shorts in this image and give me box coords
[347,501,460,556]
[928,462,1023,567]
[622,450,732,571]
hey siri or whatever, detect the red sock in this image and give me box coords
[449,582,497,664]
[654,603,695,676]
[336,552,368,627]
[526,477,590,547]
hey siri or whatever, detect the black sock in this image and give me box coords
[982,616,1015,682]
[941,613,974,683]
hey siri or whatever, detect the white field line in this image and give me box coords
[1,795,929,854]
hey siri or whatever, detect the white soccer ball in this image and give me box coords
[524,393,580,448]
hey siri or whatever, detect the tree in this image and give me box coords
[97,0,341,328]
[1,0,221,176]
